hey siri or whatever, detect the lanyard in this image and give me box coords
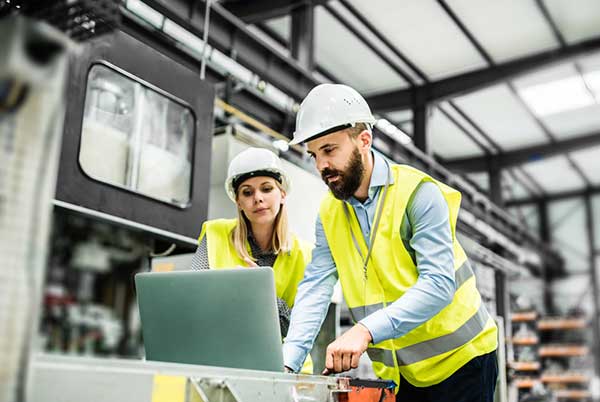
[342,159,391,281]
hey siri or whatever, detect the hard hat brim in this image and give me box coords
[289,123,354,145]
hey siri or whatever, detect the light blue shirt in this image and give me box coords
[283,151,456,372]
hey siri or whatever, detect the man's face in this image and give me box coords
[306,130,366,200]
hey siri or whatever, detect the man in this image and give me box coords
[283,84,498,402]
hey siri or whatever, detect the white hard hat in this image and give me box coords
[225,147,290,202]
[290,84,376,145]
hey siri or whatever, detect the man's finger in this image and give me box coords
[351,351,361,369]
[321,367,332,376]
[342,352,352,372]
[333,350,342,373]
[325,347,334,372]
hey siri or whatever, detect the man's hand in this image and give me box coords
[322,323,372,375]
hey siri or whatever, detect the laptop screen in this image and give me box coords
[135,268,284,372]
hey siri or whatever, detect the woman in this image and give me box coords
[190,147,313,374]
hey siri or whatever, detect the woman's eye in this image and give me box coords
[242,190,252,197]
[262,186,273,193]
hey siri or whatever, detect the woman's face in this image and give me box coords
[236,176,285,226]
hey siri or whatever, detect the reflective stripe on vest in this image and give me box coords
[367,347,395,367]
[349,259,475,322]
[365,303,490,367]
[396,302,490,366]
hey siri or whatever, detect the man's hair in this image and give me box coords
[346,122,369,138]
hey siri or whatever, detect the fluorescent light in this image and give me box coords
[519,75,595,116]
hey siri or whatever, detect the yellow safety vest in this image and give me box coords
[199,219,314,374]
[319,164,497,388]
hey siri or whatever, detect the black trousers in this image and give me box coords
[396,350,498,402]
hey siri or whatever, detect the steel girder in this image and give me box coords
[365,36,600,113]
[220,0,330,24]
[445,130,600,172]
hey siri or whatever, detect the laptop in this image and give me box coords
[135,268,284,372]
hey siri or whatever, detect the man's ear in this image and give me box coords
[357,129,372,151]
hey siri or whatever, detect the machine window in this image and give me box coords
[80,63,195,207]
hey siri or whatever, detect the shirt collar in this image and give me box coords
[369,150,394,189]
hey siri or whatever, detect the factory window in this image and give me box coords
[79,63,195,207]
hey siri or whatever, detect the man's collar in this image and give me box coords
[369,150,394,189]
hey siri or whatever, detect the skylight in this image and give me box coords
[519,75,596,116]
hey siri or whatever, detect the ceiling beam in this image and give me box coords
[506,186,600,207]
[338,0,426,84]
[220,0,329,24]
[444,130,600,172]
[322,4,415,84]
[365,35,600,113]
[290,3,315,71]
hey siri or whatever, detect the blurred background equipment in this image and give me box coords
[0,15,70,402]
[0,0,120,41]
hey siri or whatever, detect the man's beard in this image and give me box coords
[321,147,365,200]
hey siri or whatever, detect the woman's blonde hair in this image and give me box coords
[231,180,291,261]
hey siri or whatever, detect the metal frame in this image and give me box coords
[506,186,600,206]
[338,0,427,84]
[321,3,414,84]
[29,354,346,402]
[140,0,320,101]
[584,195,600,377]
[536,200,555,312]
[438,101,546,201]
[445,130,600,172]
[55,29,215,240]
[435,0,592,189]
[290,3,314,71]
[220,0,329,24]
